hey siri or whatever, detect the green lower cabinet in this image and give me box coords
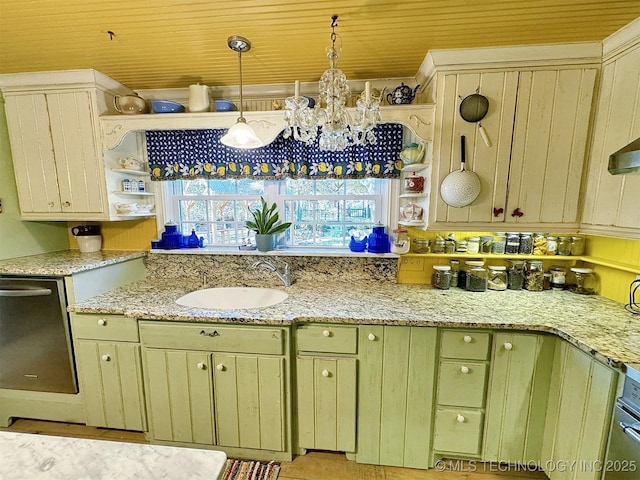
[296,356,357,452]
[433,407,484,456]
[438,360,488,408]
[356,326,438,469]
[75,340,146,431]
[541,341,619,480]
[484,332,555,464]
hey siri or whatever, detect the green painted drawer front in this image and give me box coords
[433,407,484,456]
[437,360,488,408]
[72,314,139,342]
[296,324,358,354]
[139,321,284,355]
[440,330,491,360]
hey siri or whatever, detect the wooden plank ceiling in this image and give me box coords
[0,1,638,90]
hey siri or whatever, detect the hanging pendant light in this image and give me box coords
[220,35,263,149]
[283,15,380,152]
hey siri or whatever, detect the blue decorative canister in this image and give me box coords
[367,223,390,254]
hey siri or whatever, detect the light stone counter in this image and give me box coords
[0,431,226,480]
[69,276,640,370]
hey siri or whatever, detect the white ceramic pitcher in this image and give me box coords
[188,84,210,112]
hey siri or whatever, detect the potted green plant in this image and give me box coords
[246,197,292,252]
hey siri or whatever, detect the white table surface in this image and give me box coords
[0,431,227,479]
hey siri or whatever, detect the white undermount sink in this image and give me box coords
[175,287,288,309]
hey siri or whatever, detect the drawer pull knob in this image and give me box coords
[322,369,330,378]
[504,342,513,350]
[101,354,111,362]
[98,319,107,326]
[463,335,472,343]
[216,364,225,371]
[368,333,376,341]
[460,366,469,374]
[322,329,331,337]
[197,362,207,370]
[457,414,465,423]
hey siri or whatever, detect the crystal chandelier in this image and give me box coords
[283,15,380,152]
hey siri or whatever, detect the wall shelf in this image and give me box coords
[111,168,150,177]
[113,191,154,196]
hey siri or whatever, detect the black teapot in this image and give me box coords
[386,83,420,105]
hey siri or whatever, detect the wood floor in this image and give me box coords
[1,419,549,480]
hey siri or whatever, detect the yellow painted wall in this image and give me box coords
[68,218,158,251]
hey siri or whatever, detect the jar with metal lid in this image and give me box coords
[557,236,571,256]
[492,233,506,254]
[461,260,484,290]
[508,260,525,290]
[532,233,547,255]
[546,236,557,255]
[550,266,566,290]
[570,236,585,256]
[444,238,456,254]
[467,237,480,254]
[456,240,468,253]
[480,236,493,253]
[391,229,410,254]
[412,238,431,254]
[524,260,544,291]
[432,265,452,290]
[449,259,460,288]
[519,233,533,254]
[433,236,445,254]
[466,266,488,292]
[570,267,597,294]
[506,232,520,254]
[487,266,508,291]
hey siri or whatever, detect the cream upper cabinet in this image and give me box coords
[581,19,640,237]
[0,70,130,221]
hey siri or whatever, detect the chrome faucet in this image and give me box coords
[252,259,293,287]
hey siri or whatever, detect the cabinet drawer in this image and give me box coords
[71,314,139,342]
[440,330,491,360]
[296,324,358,354]
[437,361,488,408]
[433,407,484,455]
[139,321,284,355]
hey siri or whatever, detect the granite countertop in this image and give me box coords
[70,277,640,370]
[0,250,147,276]
[0,431,226,479]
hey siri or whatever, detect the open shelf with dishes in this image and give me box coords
[110,168,150,177]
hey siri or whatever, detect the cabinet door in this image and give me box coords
[484,333,555,464]
[541,342,618,480]
[357,326,438,469]
[296,356,356,452]
[143,349,214,445]
[75,340,146,431]
[506,68,596,226]
[213,353,286,452]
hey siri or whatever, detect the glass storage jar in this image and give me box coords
[508,260,525,290]
[487,266,508,291]
[432,265,452,290]
[519,233,533,254]
[412,238,431,254]
[444,238,456,254]
[391,229,410,254]
[456,240,468,253]
[570,236,585,256]
[466,266,488,292]
[467,237,480,254]
[524,260,544,291]
[480,236,493,253]
[550,266,566,290]
[570,267,597,294]
[433,236,445,254]
[506,232,520,254]
[557,236,571,256]
[449,259,460,288]
[492,233,506,254]
[532,233,548,255]
[546,236,557,255]
[461,260,485,291]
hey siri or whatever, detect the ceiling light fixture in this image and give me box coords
[283,15,380,152]
[220,35,263,149]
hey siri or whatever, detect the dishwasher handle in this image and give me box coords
[620,421,640,445]
[0,286,53,297]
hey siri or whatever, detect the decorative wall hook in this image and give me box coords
[511,208,524,218]
[493,207,504,217]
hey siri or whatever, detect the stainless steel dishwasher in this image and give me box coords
[603,363,640,479]
[0,276,78,394]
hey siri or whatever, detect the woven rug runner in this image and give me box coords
[220,459,280,480]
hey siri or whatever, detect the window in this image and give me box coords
[163,178,393,248]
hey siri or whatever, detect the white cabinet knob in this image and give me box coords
[97,318,106,326]
[322,369,330,378]
[216,364,225,371]
[368,333,376,341]
[504,342,513,350]
[197,362,206,370]
[322,329,330,337]
[460,366,469,374]
[457,414,465,423]
[101,354,110,362]
[463,335,472,343]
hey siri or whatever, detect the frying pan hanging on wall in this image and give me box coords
[459,91,491,147]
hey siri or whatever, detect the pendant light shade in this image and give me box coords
[220,35,263,149]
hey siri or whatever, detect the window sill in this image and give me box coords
[149,246,400,259]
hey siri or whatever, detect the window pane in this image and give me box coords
[345,178,377,195]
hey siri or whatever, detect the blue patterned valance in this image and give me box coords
[146,123,403,180]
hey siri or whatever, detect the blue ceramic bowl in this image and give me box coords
[151,100,185,114]
[215,99,237,112]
